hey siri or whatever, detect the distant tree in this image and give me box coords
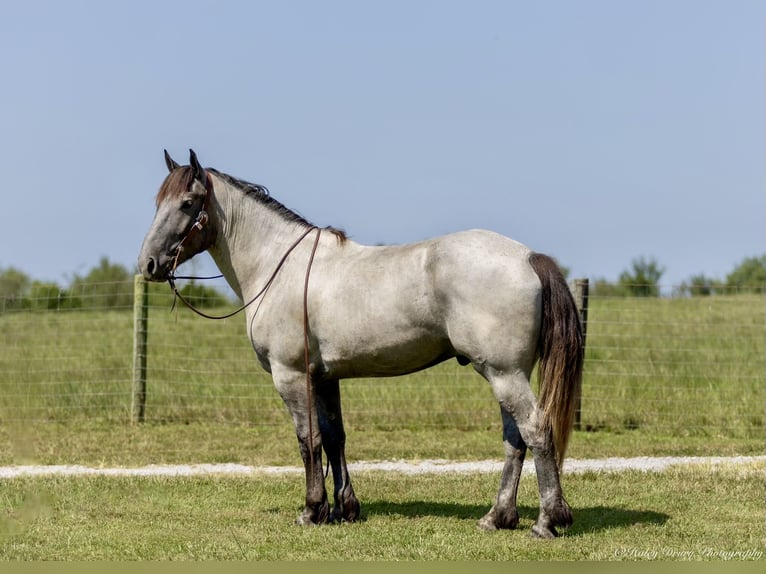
[618,257,665,297]
[25,281,81,310]
[590,278,629,298]
[0,267,30,310]
[78,256,132,283]
[679,274,725,297]
[70,257,133,309]
[725,255,766,293]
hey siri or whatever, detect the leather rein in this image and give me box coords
[168,225,321,322]
[165,173,323,475]
[167,173,322,323]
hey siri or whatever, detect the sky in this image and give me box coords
[1,0,763,289]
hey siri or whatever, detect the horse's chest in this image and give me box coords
[246,329,273,373]
[247,319,302,375]
[254,350,272,374]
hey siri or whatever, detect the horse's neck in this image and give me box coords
[206,180,306,301]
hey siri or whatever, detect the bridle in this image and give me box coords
[168,225,321,322]
[166,172,322,321]
[169,172,213,279]
[164,171,323,474]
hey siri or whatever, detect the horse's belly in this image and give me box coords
[320,330,454,379]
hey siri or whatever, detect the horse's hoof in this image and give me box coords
[296,515,317,526]
[530,524,558,539]
[548,498,573,529]
[477,507,518,531]
[529,498,572,537]
[477,513,498,531]
[330,508,358,524]
[332,497,361,523]
[296,502,330,526]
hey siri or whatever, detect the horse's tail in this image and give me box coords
[528,252,584,469]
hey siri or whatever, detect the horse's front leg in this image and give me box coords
[316,378,360,522]
[273,369,330,525]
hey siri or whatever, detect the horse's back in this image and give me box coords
[309,229,539,378]
[428,229,540,300]
[429,228,534,270]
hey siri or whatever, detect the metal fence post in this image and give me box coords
[132,274,149,423]
[572,278,589,431]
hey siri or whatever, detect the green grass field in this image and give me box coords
[0,289,764,560]
[0,290,762,464]
[0,463,762,560]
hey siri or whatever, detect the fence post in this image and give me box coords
[132,274,149,423]
[572,278,589,431]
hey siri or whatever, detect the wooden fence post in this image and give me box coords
[132,274,149,423]
[572,278,589,431]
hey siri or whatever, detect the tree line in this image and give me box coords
[0,257,232,311]
[1,254,764,312]
[587,255,765,297]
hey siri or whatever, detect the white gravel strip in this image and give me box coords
[0,456,762,479]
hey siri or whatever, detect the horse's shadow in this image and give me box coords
[361,501,668,535]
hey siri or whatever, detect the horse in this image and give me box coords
[138,149,583,538]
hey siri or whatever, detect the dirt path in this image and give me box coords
[0,456,762,479]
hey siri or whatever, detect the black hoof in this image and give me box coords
[296,501,330,526]
[477,506,519,531]
[331,496,361,523]
[531,498,572,539]
[531,524,558,539]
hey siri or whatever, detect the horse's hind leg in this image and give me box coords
[527,433,572,539]
[485,370,572,538]
[315,378,360,522]
[477,408,526,530]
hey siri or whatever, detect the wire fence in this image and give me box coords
[1,278,763,442]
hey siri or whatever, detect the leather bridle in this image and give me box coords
[166,171,322,322]
[168,224,321,322]
[163,171,323,473]
[169,173,213,279]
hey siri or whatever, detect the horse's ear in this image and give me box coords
[164,149,180,173]
[189,149,206,182]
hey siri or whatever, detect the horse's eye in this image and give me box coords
[182,198,195,209]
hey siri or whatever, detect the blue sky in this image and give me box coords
[1,1,763,288]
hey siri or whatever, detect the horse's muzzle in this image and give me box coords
[138,253,171,282]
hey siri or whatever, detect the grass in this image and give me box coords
[581,294,764,436]
[0,289,764,561]
[0,291,763,464]
[0,462,762,560]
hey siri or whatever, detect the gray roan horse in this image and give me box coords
[138,149,583,538]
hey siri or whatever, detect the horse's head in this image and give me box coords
[138,149,217,281]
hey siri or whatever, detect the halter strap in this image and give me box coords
[170,172,213,275]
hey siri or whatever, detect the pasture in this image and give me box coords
[0,463,763,560]
[0,288,762,462]
[0,287,764,559]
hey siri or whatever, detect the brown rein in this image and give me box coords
[166,189,323,478]
[167,225,320,321]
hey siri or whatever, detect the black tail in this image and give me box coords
[528,252,584,468]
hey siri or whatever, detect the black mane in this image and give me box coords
[208,168,347,241]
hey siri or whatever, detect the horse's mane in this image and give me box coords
[156,166,346,242]
[208,168,314,229]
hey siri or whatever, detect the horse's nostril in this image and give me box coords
[146,257,156,276]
